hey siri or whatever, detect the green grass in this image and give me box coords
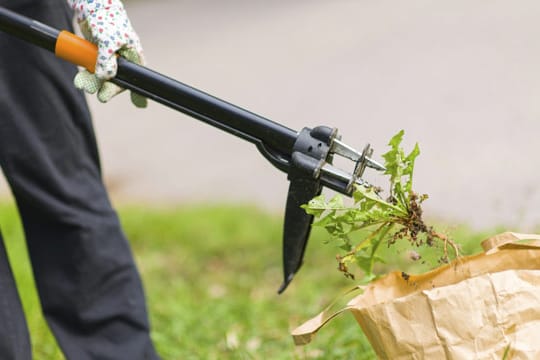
[0,201,494,359]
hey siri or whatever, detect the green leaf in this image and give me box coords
[404,143,420,193]
[405,143,420,172]
[303,194,326,209]
[327,195,345,209]
[312,213,334,227]
[388,129,405,148]
[382,131,417,199]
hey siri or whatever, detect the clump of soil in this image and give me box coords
[389,193,459,264]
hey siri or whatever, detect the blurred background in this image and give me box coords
[2,0,540,229]
[2,1,540,358]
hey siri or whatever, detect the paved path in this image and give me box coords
[2,0,540,230]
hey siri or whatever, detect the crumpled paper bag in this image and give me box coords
[292,232,540,359]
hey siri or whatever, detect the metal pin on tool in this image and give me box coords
[320,163,374,188]
[332,138,386,172]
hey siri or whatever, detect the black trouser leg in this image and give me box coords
[0,231,31,360]
[0,1,159,359]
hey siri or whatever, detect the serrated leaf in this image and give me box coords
[382,130,406,186]
[388,129,405,148]
[404,143,420,193]
[404,143,420,171]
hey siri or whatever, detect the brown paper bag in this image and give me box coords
[292,232,540,359]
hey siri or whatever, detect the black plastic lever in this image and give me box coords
[278,126,336,293]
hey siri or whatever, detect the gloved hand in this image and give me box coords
[66,0,147,108]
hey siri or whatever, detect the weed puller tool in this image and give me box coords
[0,7,385,293]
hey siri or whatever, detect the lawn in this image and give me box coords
[0,200,493,359]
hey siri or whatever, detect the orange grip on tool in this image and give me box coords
[55,30,97,73]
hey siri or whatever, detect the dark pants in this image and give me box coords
[0,1,159,359]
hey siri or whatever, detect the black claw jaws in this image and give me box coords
[278,126,335,293]
[278,178,322,294]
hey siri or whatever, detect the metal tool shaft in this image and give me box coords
[114,59,298,156]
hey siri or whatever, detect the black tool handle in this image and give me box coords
[0,6,298,164]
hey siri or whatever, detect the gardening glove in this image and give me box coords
[66,0,147,108]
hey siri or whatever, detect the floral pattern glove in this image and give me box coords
[67,0,147,107]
